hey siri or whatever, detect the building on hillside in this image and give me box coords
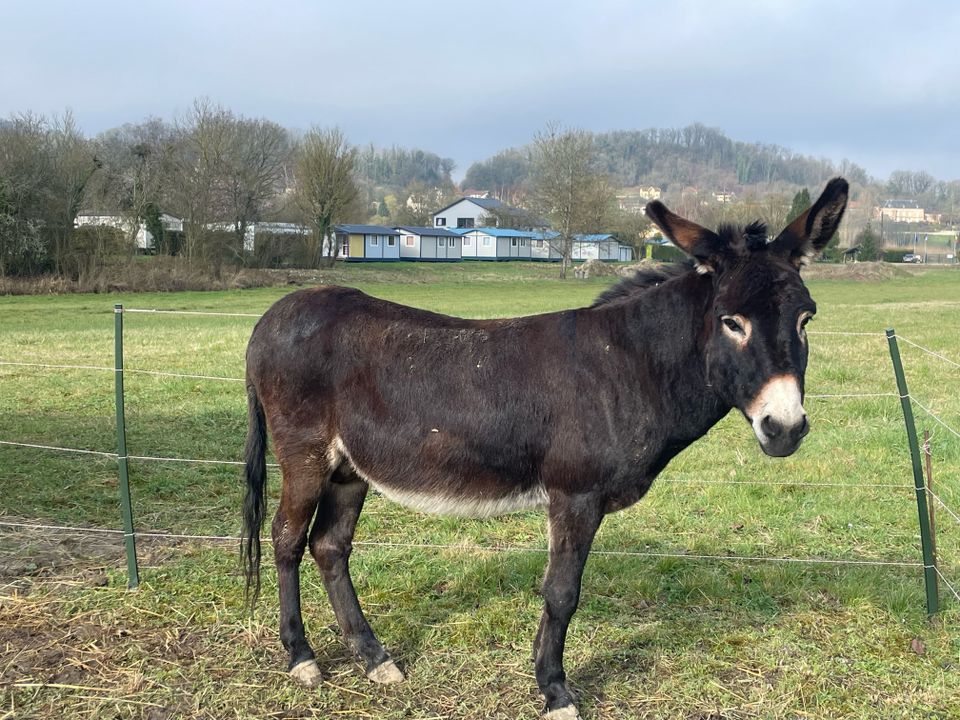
[457,227,535,260]
[616,186,662,214]
[75,212,183,251]
[877,200,925,224]
[395,226,462,261]
[333,224,401,261]
[433,197,536,229]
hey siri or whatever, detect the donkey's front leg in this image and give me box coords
[535,494,603,720]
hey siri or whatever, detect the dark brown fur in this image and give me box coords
[243,179,848,718]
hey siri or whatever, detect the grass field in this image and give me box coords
[1,262,959,719]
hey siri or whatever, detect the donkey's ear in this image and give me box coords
[644,201,726,273]
[769,178,849,268]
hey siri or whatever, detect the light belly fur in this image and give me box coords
[330,436,548,518]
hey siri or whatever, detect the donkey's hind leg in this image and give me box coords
[309,466,404,684]
[273,453,328,688]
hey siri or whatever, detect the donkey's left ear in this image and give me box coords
[769,177,849,268]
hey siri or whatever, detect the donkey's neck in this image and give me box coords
[598,270,729,442]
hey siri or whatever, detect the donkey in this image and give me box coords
[242,178,847,719]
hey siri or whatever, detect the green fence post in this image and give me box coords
[886,328,938,616]
[114,304,140,589]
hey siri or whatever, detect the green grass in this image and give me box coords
[1,262,959,719]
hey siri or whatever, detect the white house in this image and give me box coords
[75,212,183,251]
[432,197,537,229]
[206,221,309,252]
[458,227,535,260]
[333,224,401,261]
[395,226,462,261]
[530,231,563,261]
[572,234,633,262]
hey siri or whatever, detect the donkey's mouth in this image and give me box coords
[751,412,810,457]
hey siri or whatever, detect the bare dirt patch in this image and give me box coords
[801,261,914,281]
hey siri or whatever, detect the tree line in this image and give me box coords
[3,103,957,283]
[464,123,960,216]
[0,101,459,279]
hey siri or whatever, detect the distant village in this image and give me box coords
[76,187,959,266]
[77,195,637,264]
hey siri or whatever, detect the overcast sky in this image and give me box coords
[3,1,958,182]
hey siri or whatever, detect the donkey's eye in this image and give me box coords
[798,312,814,332]
[720,315,743,335]
[721,315,745,335]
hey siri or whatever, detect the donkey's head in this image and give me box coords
[645,178,848,457]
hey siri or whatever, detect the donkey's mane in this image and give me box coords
[591,220,771,308]
[718,220,769,252]
[590,261,695,307]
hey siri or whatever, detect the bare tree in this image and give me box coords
[0,112,100,277]
[0,114,53,275]
[221,117,292,259]
[91,118,177,251]
[529,124,613,277]
[293,127,361,267]
[48,112,101,276]
[169,99,234,270]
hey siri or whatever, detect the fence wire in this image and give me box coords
[0,518,921,569]
[2,315,957,607]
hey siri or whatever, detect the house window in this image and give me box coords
[436,218,446,226]
[438,238,446,247]
[482,237,491,247]
[520,239,526,247]
[511,238,518,247]
[340,238,349,256]
[405,235,415,246]
[457,218,474,228]
[534,239,544,248]
[387,236,396,246]
[463,237,472,246]
[371,236,379,246]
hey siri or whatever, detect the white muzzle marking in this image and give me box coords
[746,374,805,448]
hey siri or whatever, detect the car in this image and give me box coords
[902,253,923,263]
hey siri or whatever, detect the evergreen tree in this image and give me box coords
[855,222,881,261]
[786,188,811,223]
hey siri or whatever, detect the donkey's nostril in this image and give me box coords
[760,415,782,439]
[792,415,810,441]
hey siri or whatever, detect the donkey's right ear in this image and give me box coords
[644,201,726,273]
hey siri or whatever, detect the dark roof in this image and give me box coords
[334,224,400,235]
[394,226,461,238]
[433,196,508,216]
[470,197,507,210]
[883,200,920,209]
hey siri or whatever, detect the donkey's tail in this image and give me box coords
[242,382,268,607]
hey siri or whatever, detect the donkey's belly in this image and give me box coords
[365,479,548,518]
[332,436,548,518]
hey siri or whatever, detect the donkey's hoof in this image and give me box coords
[366,659,405,684]
[543,705,582,720]
[289,659,323,688]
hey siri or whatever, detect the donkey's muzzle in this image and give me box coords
[758,413,809,457]
[746,374,808,457]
